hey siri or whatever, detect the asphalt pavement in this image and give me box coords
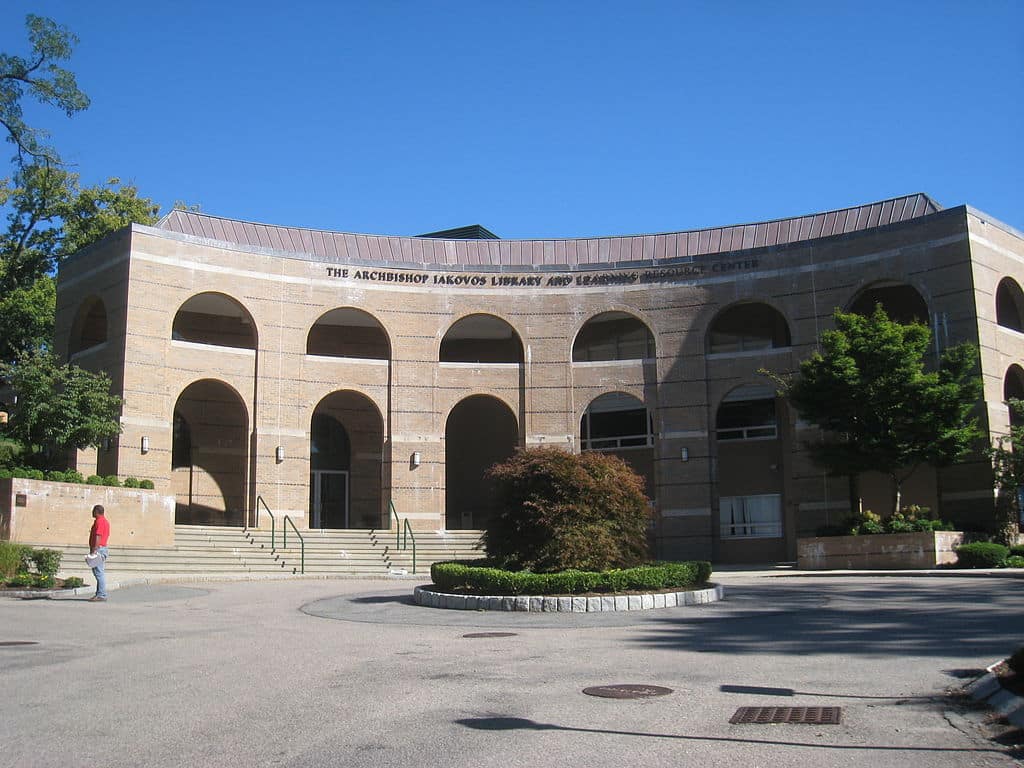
[2,572,1022,768]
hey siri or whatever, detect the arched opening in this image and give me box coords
[707,303,790,355]
[715,385,778,441]
[848,282,928,325]
[171,380,248,526]
[996,278,1024,332]
[715,384,785,551]
[172,292,256,349]
[573,311,654,362]
[445,395,518,529]
[69,297,108,356]
[580,391,655,498]
[1005,365,1024,430]
[440,314,523,363]
[307,308,390,359]
[310,391,384,529]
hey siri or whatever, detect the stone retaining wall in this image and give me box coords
[413,583,723,611]
[0,478,175,547]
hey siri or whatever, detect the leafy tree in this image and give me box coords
[778,306,982,516]
[0,349,121,469]
[988,399,1024,544]
[1,165,159,294]
[483,447,650,572]
[0,275,54,363]
[0,14,89,167]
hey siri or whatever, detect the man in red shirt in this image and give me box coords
[88,505,110,602]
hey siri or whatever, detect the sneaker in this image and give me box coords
[88,596,107,602]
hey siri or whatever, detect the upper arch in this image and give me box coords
[706,301,791,355]
[847,280,929,325]
[307,307,391,359]
[69,295,108,356]
[440,313,523,363]
[997,278,1024,332]
[172,292,257,350]
[572,311,655,362]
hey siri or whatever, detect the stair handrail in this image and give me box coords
[256,495,276,549]
[282,515,305,574]
[403,517,417,574]
[388,500,417,574]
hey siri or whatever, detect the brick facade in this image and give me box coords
[53,196,1024,563]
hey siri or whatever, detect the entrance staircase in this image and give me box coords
[49,525,483,585]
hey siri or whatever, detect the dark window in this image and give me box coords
[581,393,652,450]
[716,398,777,441]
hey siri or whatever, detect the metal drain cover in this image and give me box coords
[730,706,842,725]
[0,641,39,647]
[583,684,674,699]
[462,632,518,638]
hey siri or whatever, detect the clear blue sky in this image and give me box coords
[3,1,1022,239]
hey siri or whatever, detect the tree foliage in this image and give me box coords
[780,306,982,514]
[0,14,89,167]
[483,447,650,572]
[0,349,121,469]
[0,165,159,294]
[988,399,1024,544]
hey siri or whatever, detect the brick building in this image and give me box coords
[54,193,1024,563]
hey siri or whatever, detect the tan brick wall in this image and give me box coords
[49,205,1024,561]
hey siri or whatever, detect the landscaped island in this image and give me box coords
[413,447,720,611]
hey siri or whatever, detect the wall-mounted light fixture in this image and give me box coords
[680,447,689,462]
[275,446,285,464]
[411,451,421,467]
[141,436,150,454]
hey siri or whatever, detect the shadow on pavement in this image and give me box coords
[454,716,1008,755]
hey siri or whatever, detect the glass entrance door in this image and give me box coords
[310,470,349,528]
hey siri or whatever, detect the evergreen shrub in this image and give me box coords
[954,542,1009,568]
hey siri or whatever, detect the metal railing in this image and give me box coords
[283,515,305,574]
[388,500,417,574]
[256,495,276,549]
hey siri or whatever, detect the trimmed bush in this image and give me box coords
[483,447,650,572]
[86,474,105,485]
[29,548,62,578]
[0,541,31,579]
[139,479,154,490]
[1010,545,1024,558]
[123,477,140,488]
[1005,555,1024,569]
[5,573,35,588]
[430,560,711,596]
[62,576,84,589]
[954,542,1009,569]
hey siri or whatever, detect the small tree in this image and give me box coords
[778,306,982,516]
[0,349,121,469]
[483,446,650,572]
[989,399,1024,545]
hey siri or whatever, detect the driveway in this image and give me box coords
[1,574,1020,767]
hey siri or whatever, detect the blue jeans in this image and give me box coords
[91,546,108,598]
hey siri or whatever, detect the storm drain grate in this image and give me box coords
[583,684,674,699]
[730,706,842,725]
[462,632,518,638]
[0,641,39,647]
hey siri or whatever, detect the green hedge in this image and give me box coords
[430,560,712,596]
[0,467,154,489]
[954,542,1009,568]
